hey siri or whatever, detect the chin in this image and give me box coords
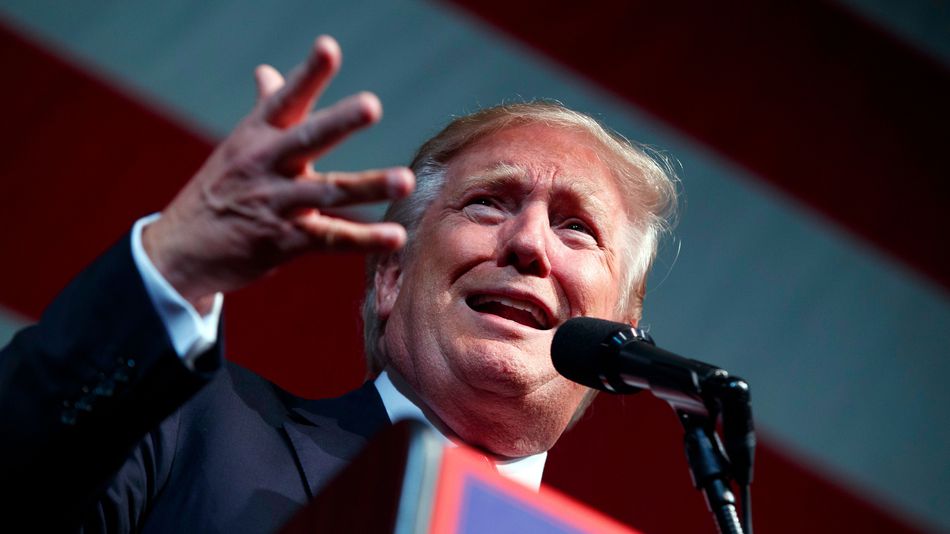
[449,340,554,398]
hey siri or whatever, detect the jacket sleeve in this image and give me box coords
[0,233,221,530]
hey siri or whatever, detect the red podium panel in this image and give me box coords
[280,420,640,534]
[432,445,638,534]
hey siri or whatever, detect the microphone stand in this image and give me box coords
[615,326,754,533]
[679,412,744,534]
[550,320,754,533]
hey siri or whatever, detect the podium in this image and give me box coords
[279,420,640,534]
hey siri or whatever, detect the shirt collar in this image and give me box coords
[373,370,547,491]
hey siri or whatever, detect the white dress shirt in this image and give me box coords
[130,214,222,366]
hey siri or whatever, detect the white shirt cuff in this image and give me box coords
[131,213,223,368]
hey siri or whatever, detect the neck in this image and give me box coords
[383,366,538,460]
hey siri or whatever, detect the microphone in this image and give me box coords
[552,317,755,486]
[552,317,722,415]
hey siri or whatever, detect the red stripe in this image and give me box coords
[0,19,935,534]
[0,20,212,318]
[442,0,950,291]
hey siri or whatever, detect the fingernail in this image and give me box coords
[314,35,340,60]
[380,226,406,248]
[387,169,412,197]
[384,226,403,239]
[356,92,382,123]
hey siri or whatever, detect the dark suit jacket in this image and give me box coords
[0,235,391,533]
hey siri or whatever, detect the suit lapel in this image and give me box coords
[281,381,392,498]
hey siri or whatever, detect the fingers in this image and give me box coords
[270,167,415,213]
[296,214,408,252]
[269,92,382,174]
[261,35,341,128]
[254,65,285,101]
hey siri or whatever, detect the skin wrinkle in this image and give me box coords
[363,102,679,375]
[362,101,677,376]
[474,165,623,321]
[357,103,679,445]
[200,179,290,233]
[454,162,615,236]
[378,123,635,458]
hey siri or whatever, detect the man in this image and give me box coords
[0,36,676,531]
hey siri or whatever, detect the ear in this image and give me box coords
[374,253,403,321]
[625,278,646,328]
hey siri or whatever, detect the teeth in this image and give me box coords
[470,294,548,328]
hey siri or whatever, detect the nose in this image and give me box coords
[498,203,552,277]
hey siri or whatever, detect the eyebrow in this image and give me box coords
[457,162,614,226]
[456,162,529,193]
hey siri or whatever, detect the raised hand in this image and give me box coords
[142,36,414,313]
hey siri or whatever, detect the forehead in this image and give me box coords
[442,123,625,200]
[448,123,607,175]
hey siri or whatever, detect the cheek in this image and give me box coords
[408,220,499,308]
[553,253,621,317]
[431,219,499,264]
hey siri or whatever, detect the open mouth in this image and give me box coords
[466,294,552,330]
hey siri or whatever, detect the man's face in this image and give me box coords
[378,122,637,457]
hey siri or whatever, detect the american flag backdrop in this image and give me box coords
[1,1,947,532]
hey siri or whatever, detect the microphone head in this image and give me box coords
[552,317,637,391]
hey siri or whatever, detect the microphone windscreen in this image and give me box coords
[551,317,630,390]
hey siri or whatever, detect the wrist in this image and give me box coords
[142,217,217,313]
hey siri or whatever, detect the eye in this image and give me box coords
[468,197,495,207]
[464,196,505,212]
[557,218,601,247]
[462,195,506,223]
[564,220,594,236]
